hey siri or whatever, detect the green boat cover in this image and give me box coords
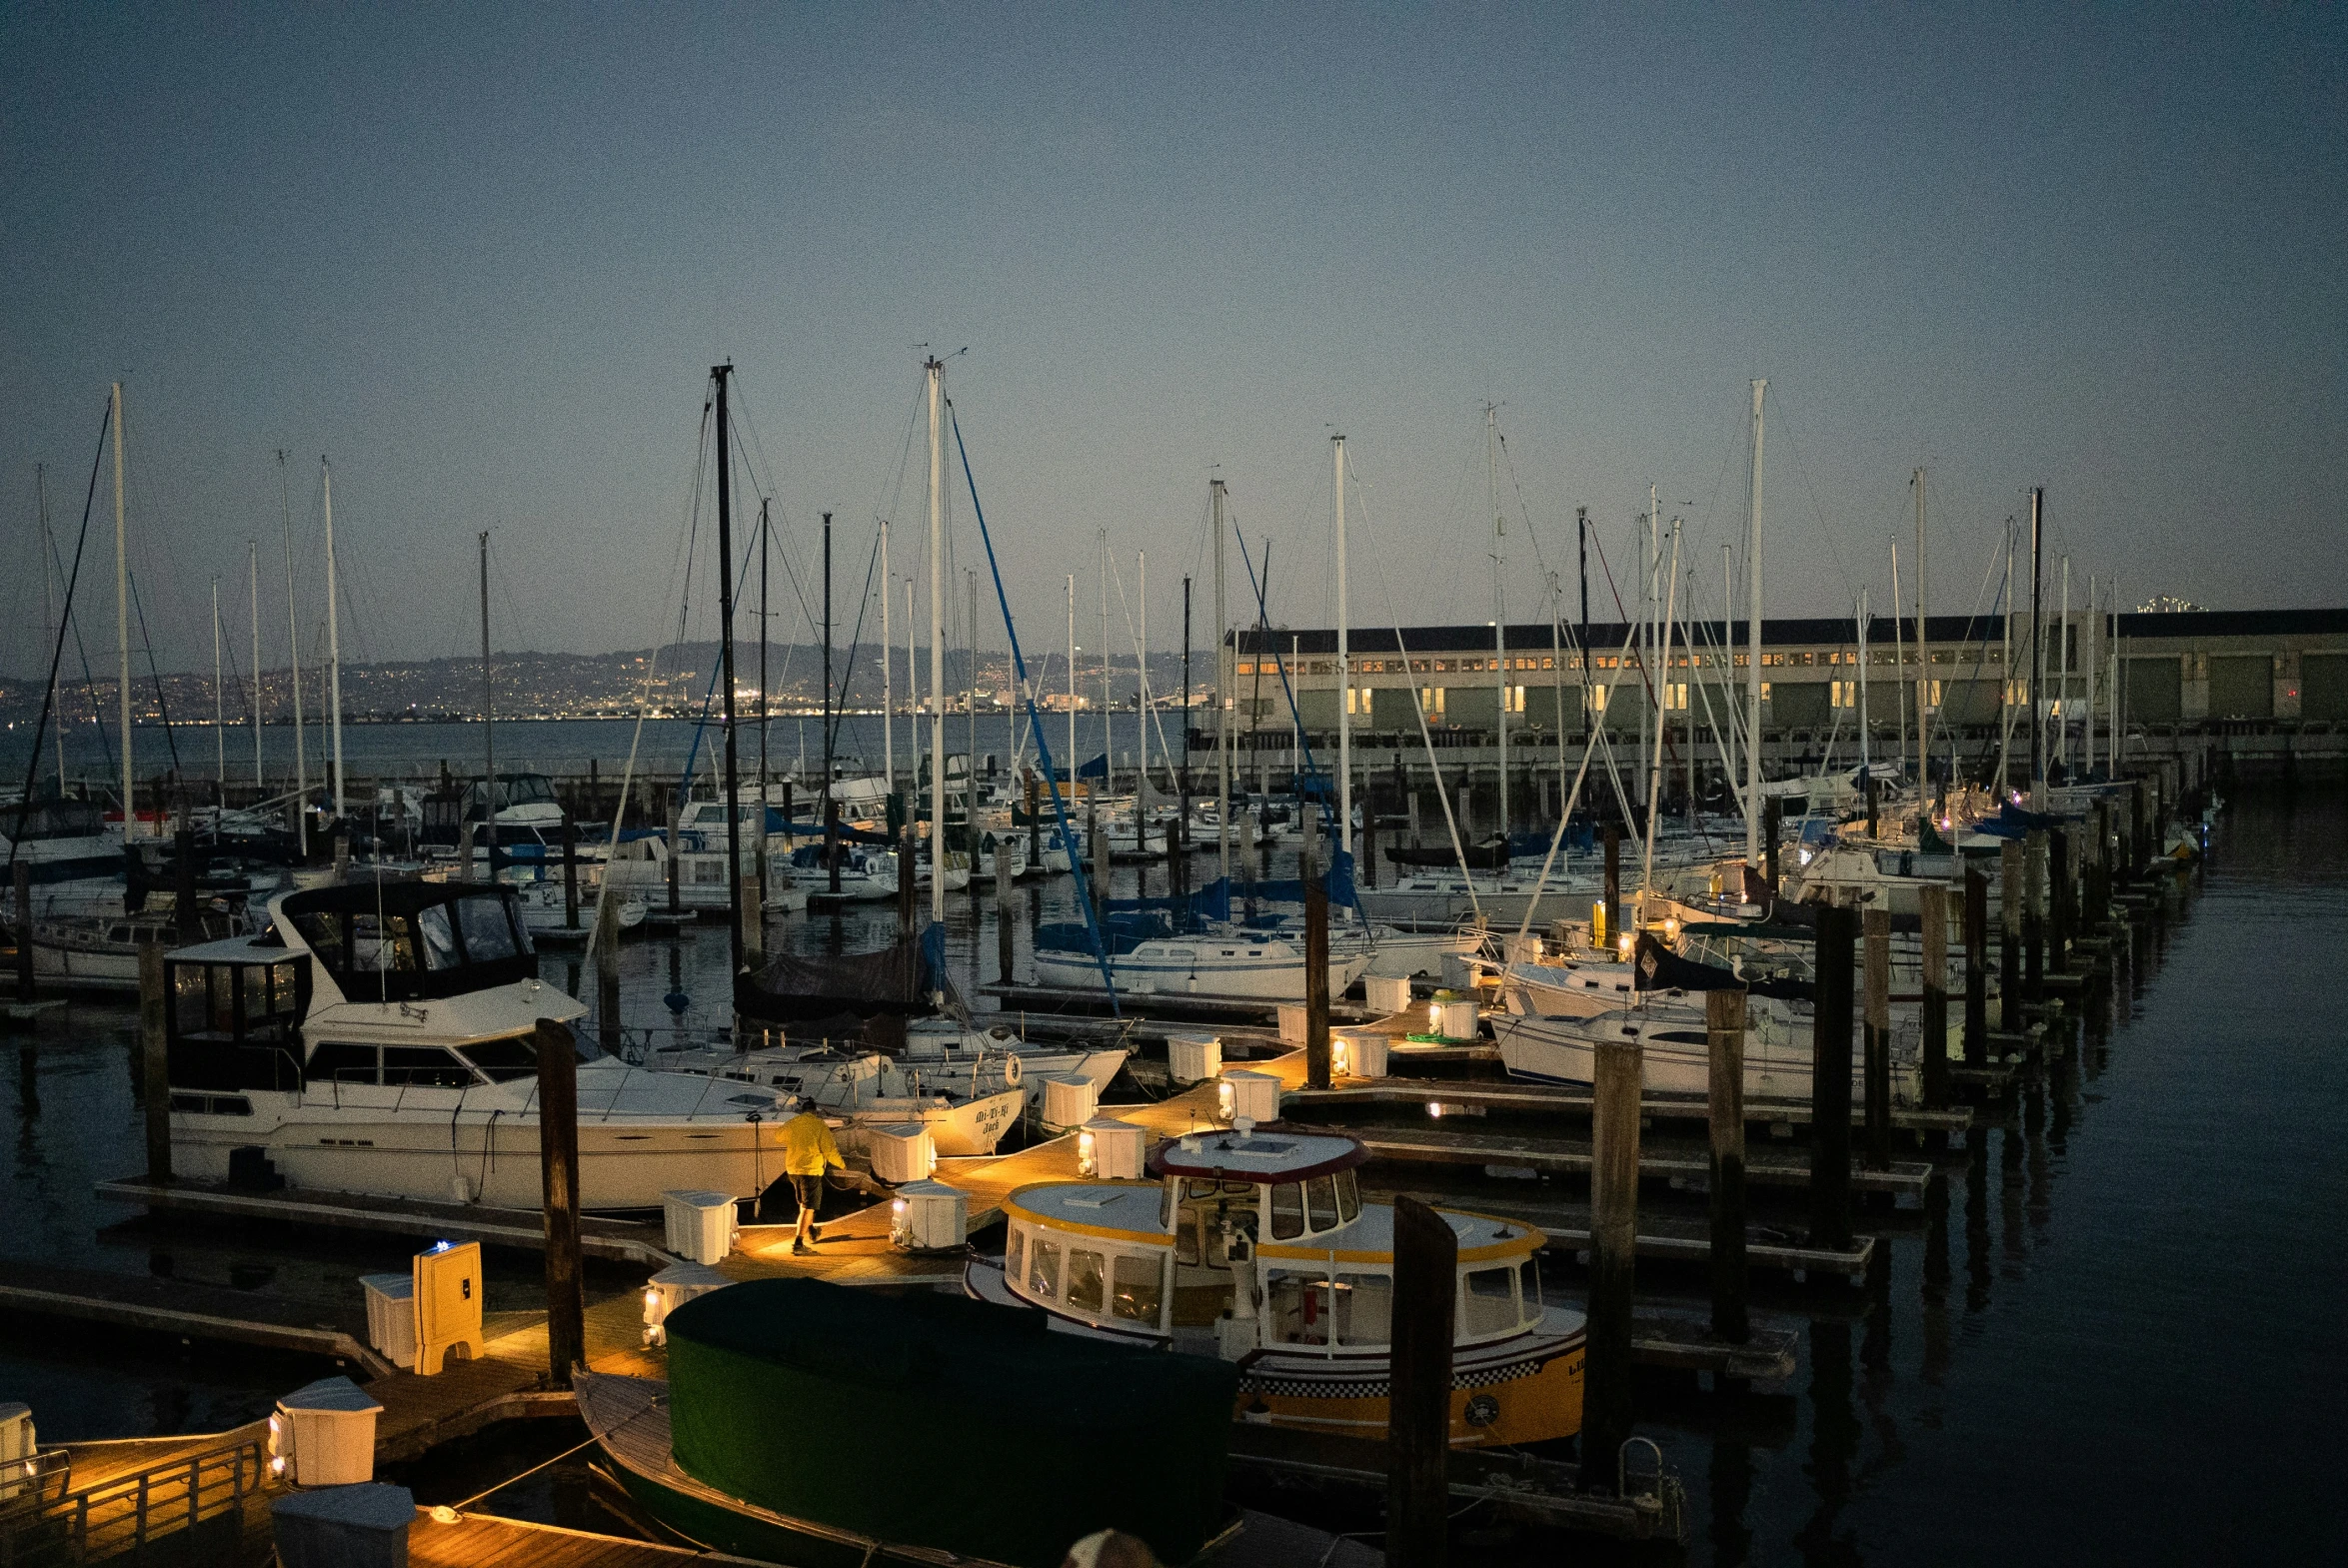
[665,1278,1238,1568]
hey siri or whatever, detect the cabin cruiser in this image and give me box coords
[640,1036,1024,1157]
[2,792,125,885]
[895,1017,1128,1113]
[1031,927,1370,1000]
[161,881,805,1209]
[604,833,806,912]
[967,1124,1585,1446]
[507,874,648,935]
[788,841,899,902]
[1489,999,1913,1102]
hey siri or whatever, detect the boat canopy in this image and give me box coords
[1148,1128,1368,1186]
[279,882,538,1003]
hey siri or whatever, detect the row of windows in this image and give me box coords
[304,1035,540,1089]
[1244,648,2009,677]
[1008,1228,1167,1327]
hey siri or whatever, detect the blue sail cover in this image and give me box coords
[1077,753,1109,780]
[1240,849,1356,910]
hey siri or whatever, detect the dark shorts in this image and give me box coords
[790,1172,821,1213]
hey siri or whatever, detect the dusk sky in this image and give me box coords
[5,3,2342,683]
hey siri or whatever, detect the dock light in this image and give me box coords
[1330,1036,1350,1078]
[1077,1128,1098,1175]
[1664,914,1679,940]
[270,1456,285,1477]
[643,1287,660,1312]
[1427,1101,1442,1119]
[1616,931,1632,960]
[1216,1079,1235,1121]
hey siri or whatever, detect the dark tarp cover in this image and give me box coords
[732,925,946,1025]
[1633,932,1816,1002]
[664,1278,1237,1568]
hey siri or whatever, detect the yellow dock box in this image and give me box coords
[412,1240,485,1376]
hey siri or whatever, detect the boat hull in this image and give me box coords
[1237,1316,1585,1448]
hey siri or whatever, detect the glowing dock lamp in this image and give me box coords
[1216,1078,1235,1121]
[1329,1034,1350,1078]
[1616,930,1633,960]
[1076,1126,1098,1175]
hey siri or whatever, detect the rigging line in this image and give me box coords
[826,524,885,757]
[1761,387,1859,608]
[948,404,1121,1015]
[674,401,713,653]
[723,408,821,642]
[1339,452,1480,913]
[1105,552,1181,781]
[8,396,113,862]
[127,571,184,775]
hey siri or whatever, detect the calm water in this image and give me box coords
[3,774,2342,1562]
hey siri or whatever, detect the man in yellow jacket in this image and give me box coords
[781,1098,844,1257]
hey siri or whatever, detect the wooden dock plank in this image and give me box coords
[408,1508,733,1567]
[0,1260,392,1375]
[1328,1124,1934,1195]
[1285,1080,1972,1133]
[1370,1184,1876,1279]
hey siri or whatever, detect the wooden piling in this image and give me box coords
[562,810,580,931]
[1921,886,1950,1110]
[1964,866,1989,1062]
[1706,988,1749,1345]
[1092,803,1113,913]
[1861,907,1891,1172]
[1602,824,1621,948]
[898,826,917,931]
[455,821,475,883]
[665,804,681,915]
[1999,841,2022,1034]
[2024,830,2047,1000]
[1304,841,1331,1092]
[1387,1193,1457,1566]
[1808,904,1853,1249]
[595,899,621,1059]
[1763,796,1781,890]
[174,824,200,937]
[1864,771,1878,838]
[14,860,34,1002]
[1581,1029,1640,1493]
[138,941,170,1181]
[2048,826,2070,971]
[331,825,350,886]
[997,839,1016,985]
[535,1017,586,1387]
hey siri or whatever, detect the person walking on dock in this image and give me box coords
[782,1098,844,1256]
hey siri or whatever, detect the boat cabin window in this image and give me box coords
[460,1034,538,1082]
[1461,1266,1518,1337]
[165,955,308,1096]
[1306,1175,1338,1231]
[383,1046,476,1089]
[1027,1237,1062,1300]
[1067,1249,1107,1313]
[1335,1168,1361,1223]
[1006,1226,1025,1283]
[286,885,536,1001]
[457,896,524,961]
[1112,1254,1163,1326]
[350,912,419,974]
[1518,1257,1541,1317]
[1268,1182,1304,1240]
[1335,1271,1392,1344]
[307,1042,379,1085]
[418,904,461,969]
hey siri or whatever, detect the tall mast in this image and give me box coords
[926,357,945,926]
[1098,530,1110,798]
[2085,574,2099,777]
[1744,380,1765,868]
[1720,545,1738,794]
[281,450,307,854]
[1213,479,1229,879]
[1333,434,1350,853]
[714,364,746,972]
[968,566,979,828]
[249,542,262,794]
[1856,587,1869,776]
[113,384,133,837]
[1066,573,1077,806]
[1488,407,1506,834]
[880,520,893,797]
[213,578,225,791]
[1891,540,1906,774]
[1137,552,1148,802]
[39,466,67,789]
[322,459,344,824]
[479,530,495,880]
[1181,574,1192,798]
[1995,521,2013,790]
[2028,488,2045,805]
[1576,507,1591,740]
[1643,485,1657,814]
[823,510,834,877]
[761,501,772,801]
[2057,555,2071,777]
[1914,468,1928,805]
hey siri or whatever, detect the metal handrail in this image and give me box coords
[0,1438,267,1568]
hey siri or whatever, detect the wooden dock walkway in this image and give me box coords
[0,1259,396,1375]
[1284,1079,1972,1135]
[1372,1185,1877,1281]
[407,1508,753,1568]
[1325,1122,1935,1196]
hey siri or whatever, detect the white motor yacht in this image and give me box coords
[1031,931,1370,1000]
[162,881,805,1209]
[642,1036,1024,1158]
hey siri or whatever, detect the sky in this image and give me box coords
[4,1,2342,682]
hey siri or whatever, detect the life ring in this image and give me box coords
[1000,1053,1024,1087]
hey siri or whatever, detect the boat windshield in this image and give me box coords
[285,884,538,1002]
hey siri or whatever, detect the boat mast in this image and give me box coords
[1487,408,1506,835]
[1137,552,1148,805]
[1891,540,1905,774]
[1744,379,1765,871]
[1334,434,1349,853]
[926,356,946,926]
[1098,530,1110,802]
[2028,488,2045,807]
[1213,479,1229,880]
[249,542,262,794]
[113,383,133,838]
[761,500,772,805]
[1856,586,1869,778]
[1720,544,1738,797]
[280,450,307,855]
[2057,555,2071,778]
[2085,573,2098,778]
[714,362,746,973]
[880,519,893,799]
[322,459,345,826]
[1642,485,1656,818]
[1576,507,1591,743]
[479,530,494,882]
[1914,468,1928,810]
[1066,573,1077,808]
[213,578,225,793]
[1639,522,1680,902]
[1994,520,2013,790]
[823,510,836,889]
[38,466,69,790]
[968,566,979,835]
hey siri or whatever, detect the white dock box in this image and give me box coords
[891,1179,968,1251]
[1218,1068,1281,1124]
[1332,1028,1389,1080]
[272,1376,383,1487]
[1079,1117,1148,1180]
[272,1482,415,1568]
[1435,994,1480,1041]
[357,1274,417,1369]
[1276,1002,1308,1043]
[1040,1072,1098,1133]
[0,1403,34,1503]
[1362,974,1414,1014]
[662,1189,739,1264]
[870,1123,936,1184]
[1166,1032,1221,1085]
[642,1260,732,1346]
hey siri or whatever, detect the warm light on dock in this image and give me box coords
[1076,1128,1098,1175]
